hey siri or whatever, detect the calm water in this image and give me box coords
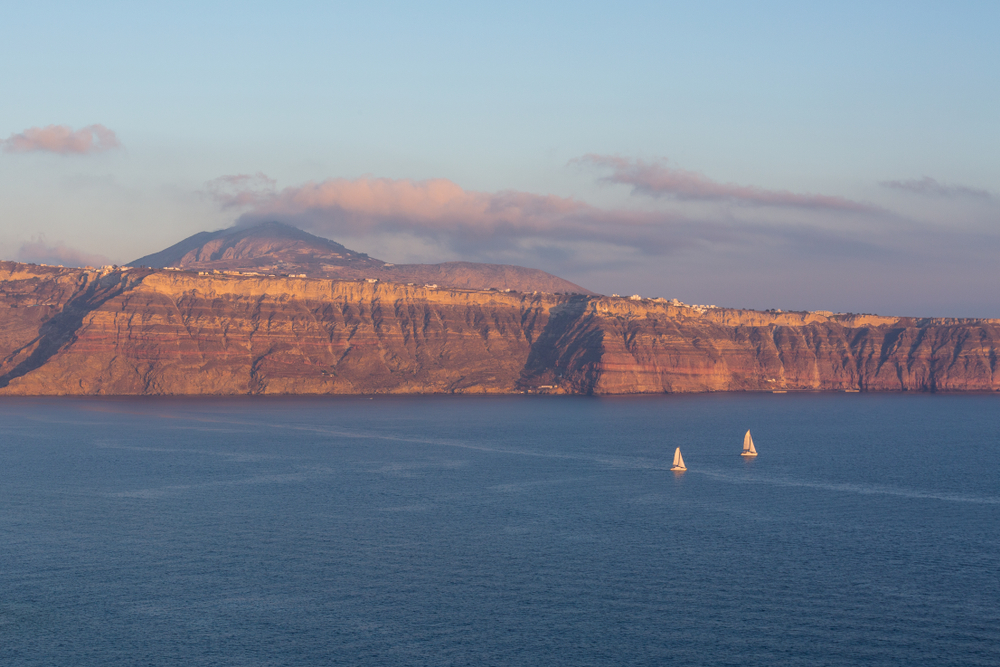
[1,394,998,666]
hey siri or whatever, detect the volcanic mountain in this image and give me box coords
[132,222,596,294]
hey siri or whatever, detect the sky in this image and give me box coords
[1,0,998,317]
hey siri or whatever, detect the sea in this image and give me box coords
[1,393,998,666]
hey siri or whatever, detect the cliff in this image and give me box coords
[1,262,998,395]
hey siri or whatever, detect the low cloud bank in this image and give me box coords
[576,154,875,212]
[2,124,121,155]
[195,164,1000,316]
[17,240,109,267]
[880,176,992,199]
[214,174,681,254]
[209,172,882,262]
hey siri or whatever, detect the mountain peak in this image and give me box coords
[132,223,595,294]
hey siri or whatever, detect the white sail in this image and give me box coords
[742,430,758,456]
[672,447,686,470]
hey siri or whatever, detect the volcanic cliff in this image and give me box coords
[1,262,997,395]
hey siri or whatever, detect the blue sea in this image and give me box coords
[1,394,998,666]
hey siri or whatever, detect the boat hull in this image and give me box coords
[670,466,686,471]
[740,452,757,457]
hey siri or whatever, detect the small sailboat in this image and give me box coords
[741,429,758,457]
[671,447,687,472]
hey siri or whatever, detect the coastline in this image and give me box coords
[2,261,999,397]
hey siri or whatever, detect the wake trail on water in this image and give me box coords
[78,411,1000,507]
[264,421,1000,508]
[696,468,1000,506]
[271,422,1000,507]
[103,467,337,498]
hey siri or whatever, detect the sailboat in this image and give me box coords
[670,447,687,472]
[741,429,758,457]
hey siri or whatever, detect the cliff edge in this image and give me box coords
[1,262,997,395]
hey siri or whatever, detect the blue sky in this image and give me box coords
[1,1,998,316]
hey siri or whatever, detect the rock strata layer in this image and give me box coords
[1,262,998,395]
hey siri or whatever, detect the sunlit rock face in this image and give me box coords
[568,300,999,394]
[1,262,998,395]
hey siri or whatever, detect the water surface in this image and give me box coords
[1,394,998,665]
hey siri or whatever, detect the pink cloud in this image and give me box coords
[2,124,121,155]
[213,173,882,261]
[17,239,109,267]
[218,174,693,255]
[576,154,874,212]
[238,177,589,233]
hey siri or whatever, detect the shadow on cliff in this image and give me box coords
[517,295,604,394]
[0,272,143,389]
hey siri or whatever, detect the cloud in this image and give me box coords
[575,154,875,212]
[204,168,1000,318]
[2,124,121,155]
[211,173,884,262]
[879,176,992,199]
[17,239,109,267]
[219,174,696,255]
[205,172,277,208]
[233,176,588,232]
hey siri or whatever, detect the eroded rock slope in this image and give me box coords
[1,262,997,395]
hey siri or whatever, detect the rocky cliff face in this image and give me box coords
[1,262,997,395]
[552,299,1000,394]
